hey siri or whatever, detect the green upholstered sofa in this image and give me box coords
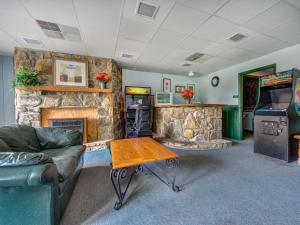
[0,125,85,225]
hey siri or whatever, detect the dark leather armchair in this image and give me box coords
[0,125,85,225]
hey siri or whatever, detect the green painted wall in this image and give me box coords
[222,105,240,140]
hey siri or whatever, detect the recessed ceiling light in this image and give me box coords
[135,1,159,19]
[228,33,246,42]
[188,71,195,76]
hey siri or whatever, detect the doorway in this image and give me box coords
[238,64,276,140]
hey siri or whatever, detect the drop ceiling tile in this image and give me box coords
[268,16,300,44]
[197,57,236,74]
[193,16,239,42]
[164,48,193,63]
[201,42,231,56]
[0,0,30,17]
[177,35,213,52]
[175,0,229,14]
[0,30,21,55]
[74,0,122,36]
[0,13,43,37]
[51,39,87,55]
[219,48,258,62]
[150,28,186,47]
[161,3,210,34]
[123,0,175,26]
[0,13,55,50]
[116,38,146,54]
[286,0,300,8]
[84,31,116,58]
[244,1,300,33]
[21,0,77,26]
[137,43,173,63]
[119,18,158,42]
[216,0,279,24]
[238,34,290,55]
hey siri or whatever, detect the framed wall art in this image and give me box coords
[175,85,186,93]
[54,58,88,87]
[163,78,171,92]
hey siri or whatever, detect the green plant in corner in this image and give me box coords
[12,66,43,87]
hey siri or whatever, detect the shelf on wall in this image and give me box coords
[16,85,113,93]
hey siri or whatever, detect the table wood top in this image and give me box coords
[110,137,178,169]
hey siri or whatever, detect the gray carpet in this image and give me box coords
[61,138,300,225]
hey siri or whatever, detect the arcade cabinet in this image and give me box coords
[124,86,153,138]
[254,68,300,162]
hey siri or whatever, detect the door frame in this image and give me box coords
[237,64,276,140]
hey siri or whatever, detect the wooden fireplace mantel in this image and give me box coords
[16,85,112,93]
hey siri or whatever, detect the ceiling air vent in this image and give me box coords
[182,63,192,67]
[121,53,134,59]
[228,33,246,42]
[36,20,82,42]
[185,53,204,62]
[136,1,159,18]
[36,20,60,31]
[23,38,42,45]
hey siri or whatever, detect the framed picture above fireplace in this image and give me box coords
[54,58,88,87]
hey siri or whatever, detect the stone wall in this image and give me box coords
[14,48,124,141]
[154,105,222,142]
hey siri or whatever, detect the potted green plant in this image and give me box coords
[13,66,43,87]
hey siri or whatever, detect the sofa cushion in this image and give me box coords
[0,152,53,166]
[42,145,85,182]
[35,128,82,150]
[0,139,11,152]
[0,125,40,152]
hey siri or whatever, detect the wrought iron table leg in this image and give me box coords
[166,158,183,192]
[110,165,143,210]
[143,158,183,192]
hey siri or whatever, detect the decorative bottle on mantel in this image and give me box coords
[181,89,194,104]
[95,72,110,89]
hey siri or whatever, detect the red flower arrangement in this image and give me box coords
[181,89,194,104]
[96,72,109,83]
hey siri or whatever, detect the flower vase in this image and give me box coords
[99,82,105,89]
[186,99,191,104]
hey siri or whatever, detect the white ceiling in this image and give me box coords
[0,0,300,76]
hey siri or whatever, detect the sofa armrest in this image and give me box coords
[35,128,83,150]
[0,163,59,187]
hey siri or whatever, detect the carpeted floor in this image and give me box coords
[61,138,300,225]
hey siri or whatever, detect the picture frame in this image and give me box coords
[175,85,186,93]
[54,58,88,87]
[163,78,171,93]
[186,84,195,99]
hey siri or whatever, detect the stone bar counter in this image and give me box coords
[153,103,232,149]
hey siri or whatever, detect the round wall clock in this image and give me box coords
[211,76,220,87]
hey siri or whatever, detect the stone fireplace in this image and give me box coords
[14,48,124,148]
[41,107,98,143]
[48,118,86,143]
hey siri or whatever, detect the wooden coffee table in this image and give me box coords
[110,137,183,210]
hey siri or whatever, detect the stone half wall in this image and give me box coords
[154,106,222,142]
[14,48,124,141]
